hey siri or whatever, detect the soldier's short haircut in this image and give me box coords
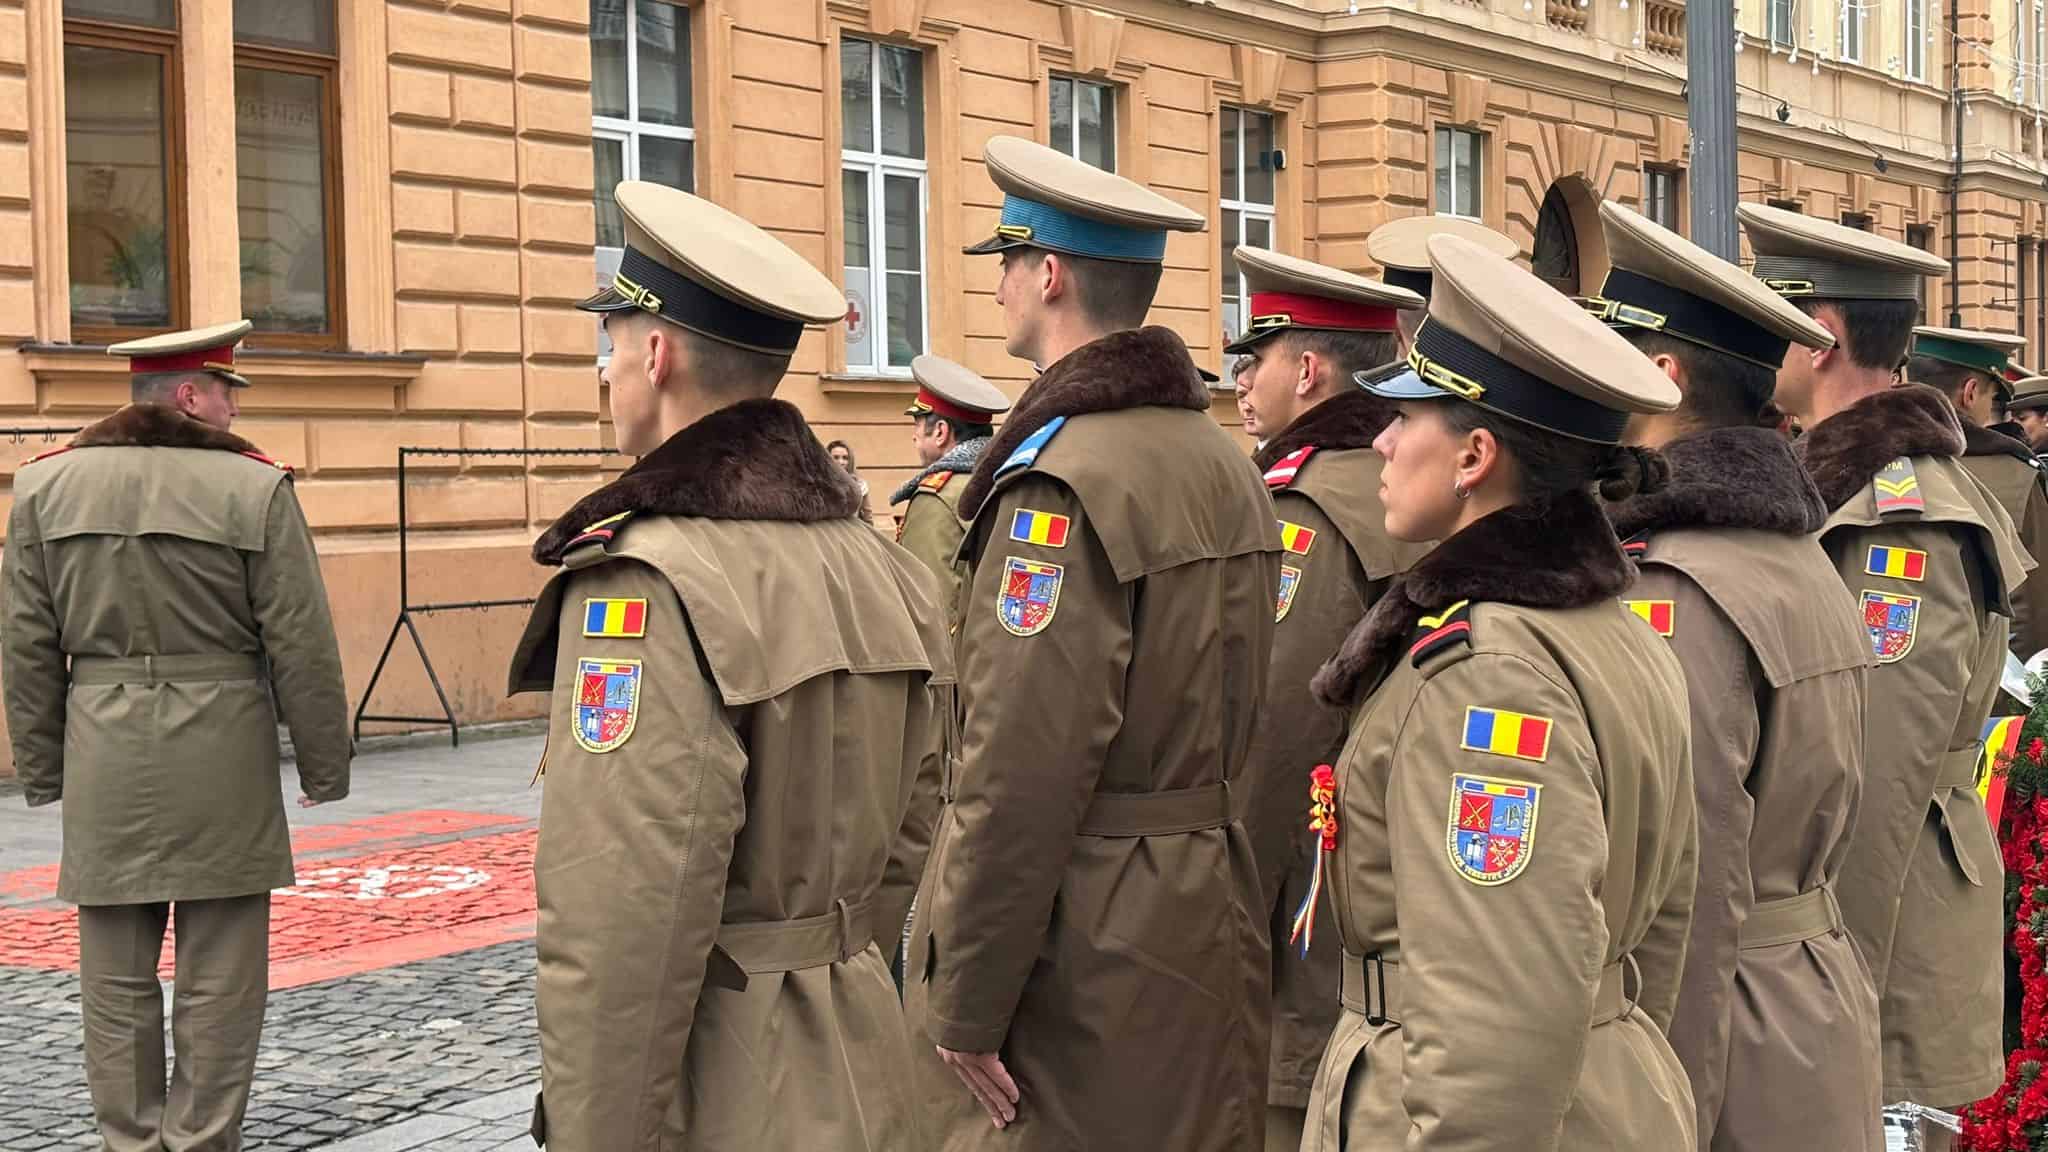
[131,371,202,404]
[1792,297,1921,374]
[1016,250,1162,331]
[611,310,790,396]
[1904,354,1989,403]
[1279,330,1402,389]
[1620,329,1777,430]
[917,412,994,444]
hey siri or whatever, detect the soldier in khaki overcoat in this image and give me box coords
[1907,325,2048,664]
[1592,202,1882,1151]
[1741,201,2030,1128]
[2,320,351,1151]
[901,136,1281,1151]
[891,355,1010,625]
[1302,233,1697,1152]
[1222,245,1428,1152]
[1364,215,1518,356]
[505,183,952,1151]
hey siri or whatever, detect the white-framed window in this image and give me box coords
[1905,0,1927,81]
[841,36,927,375]
[590,0,693,358]
[1219,106,1277,345]
[1839,0,1863,63]
[1768,0,1795,46]
[1435,127,1483,220]
[1644,167,1681,230]
[1050,76,1115,171]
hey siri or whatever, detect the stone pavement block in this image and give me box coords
[443,1084,537,1120]
[306,1112,476,1151]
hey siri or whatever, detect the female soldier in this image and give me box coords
[1298,233,1698,1151]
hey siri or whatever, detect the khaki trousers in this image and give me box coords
[78,894,271,1152]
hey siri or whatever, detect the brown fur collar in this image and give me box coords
[1607,425,1826,539]
[1252,387,1400,472]
[1311,491,1632,707]
[959,326,1209,518]
[1963,420,2041,467]
[1795,384,1964,511]
[72,403,265,455]
[532,398,861,565]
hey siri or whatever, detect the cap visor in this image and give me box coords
[576,285,639,314]
[1222,329,1279,356]
[1355,364,1451,401]
[963,233,1028,256]
[215,370,252,389]
[1196,366,1220,384]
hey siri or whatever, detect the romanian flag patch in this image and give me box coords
[1624,599,1675,637]
[1865,545,1927,581]
[1009,508,1071,548]
[1460,706,1553,763]
[583,598,647,638]
[1278,520,1318,556]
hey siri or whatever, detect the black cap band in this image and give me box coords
[1383,267,1433,299]
[1411,321,1631,444]
[586,246,807,354]
[1586,268,1792,370]
[1751,255,1926,302]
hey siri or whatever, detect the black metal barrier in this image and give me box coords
[0,426,85,444]
[352,445,614,746]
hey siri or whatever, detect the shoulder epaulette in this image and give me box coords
[1409,599,1473,667]
[21,445,71,468]
[918,470,952,494]
[1873,456,1924,517]
[567,510,633,552]
[1264,445,1317,490]
[1621,534,1649,560]
[240,450,295,475]
[996,416,1067,478]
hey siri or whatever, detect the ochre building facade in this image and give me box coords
[3,0,2046,770]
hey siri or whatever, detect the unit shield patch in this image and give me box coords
[573,657,642,754]
[1447,773,1541,886]
[1276,565,1303,622]
[997,556,1063,637]
[1862,589,1921,664]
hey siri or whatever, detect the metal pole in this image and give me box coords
[1949,0,1966,328]
[396,448,410,612]
[1687,0,1740,260]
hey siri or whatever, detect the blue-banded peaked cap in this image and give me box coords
[965,136,1205,264]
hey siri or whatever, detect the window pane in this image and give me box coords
[1079,82,1115,171]
[1434,129,1452,214]
[884,173,922,273]
[879,44,924,159]
[841,39,874,153]
[593,137,626,247]
[1220,108,1240,202]
[1244,111,1276,205]
[635,0,692,128]
[639,134,694,193]
[233,0,334,53]
[591,0,628,120]
[66,43,171,330]
[844,170,875,369]
[236,67,330,334]
[886,272,923,367]
[63,0,173,27]
[1246,213,1272,251]
[1454,130,1479,216]
[1051,77,1074,156]
[1220,207,1241,298]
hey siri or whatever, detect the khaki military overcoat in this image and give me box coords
[1244,390,1427,1111]
[1797,385,2030,1107]
[895,465,972,622]
[507,399,952,1152]
[1302,493,1697,1152]
[1961,421,2048,661]
[1,404,350,905]
[1611,426,1881,1152]
[904,327,1282,1152]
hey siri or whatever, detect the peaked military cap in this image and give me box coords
[1910,325,2028,384]
[578,181,847,354]
[1365,215,1519,300]
[1359,233,1680,443]
[109,319,255,388]
[965,136,1205,264]
[1736,201,1948,302]
[1587,201,1833,370]
[2010,374,2048,413]
[1222,246,1424,355]
[906,354,1011,422]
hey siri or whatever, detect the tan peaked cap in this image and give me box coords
[1366,215,1518,272]
[907,354,1011,419]
[109,319,256,387]
[1597,200,1833,352]
[1737,201,1947,301]
[2009,375,2048,412]
[965,135,1205,261]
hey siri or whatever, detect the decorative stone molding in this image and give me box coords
[1451,73,1490,127]
[1775,157,1806,199]
[1235,44,1283,108]
[869,0,928,37]
[1062,5,1126,78]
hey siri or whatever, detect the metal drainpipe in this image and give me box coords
[1951,0,1965,326]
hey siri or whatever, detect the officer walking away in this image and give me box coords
[2,320,351,1152]
[1907,325,2048,664]
[1365,214,1518,356]
[1221,245,1429,1152]
[892,355,1011,621]
[2008,374,2048,453]
[506,182,952,1151]
[1592,201,1880,1152]
[903,135,1281,1151]
[1741,201,2028,1134]
[1304,233,1696,1151]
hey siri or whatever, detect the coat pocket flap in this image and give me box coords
[1933,786,1998,888]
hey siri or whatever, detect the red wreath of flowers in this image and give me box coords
[1963,730,2048,1149]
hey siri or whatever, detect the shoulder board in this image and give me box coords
[996,416,1067,478]
[1620,534,1649,560]
[918,470,952,494]
[1264,445,1317,490]
[567,509,633,552]
[20,445,71,467]
[240,450,295,475]
[1409,599,1474,668]
[1873,456,1924,518]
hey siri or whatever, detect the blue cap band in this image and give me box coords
[995,196,1168,262]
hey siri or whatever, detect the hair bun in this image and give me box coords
[1596,445,1669,501]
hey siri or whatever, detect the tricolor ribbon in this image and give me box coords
[1290,764,1339,956]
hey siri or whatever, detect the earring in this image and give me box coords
[1453,480,1471,500]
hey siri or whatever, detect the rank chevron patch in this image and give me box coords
[1873,457,1924,516]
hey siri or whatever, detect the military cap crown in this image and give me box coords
[1224,246,1423,354]
[965,136,1204,263]
[109,319,256,387]
[578,181,846,354]
[1736,201,1947,301]
[907,354,1011,421]
[2010,374,2048,413]
[1366,215,1519,298]
[1910,325,2028,380]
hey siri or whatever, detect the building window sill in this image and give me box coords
[17,343,427,384]
[819,373,919,395]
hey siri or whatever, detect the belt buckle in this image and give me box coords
[1365,952,1390,1027]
